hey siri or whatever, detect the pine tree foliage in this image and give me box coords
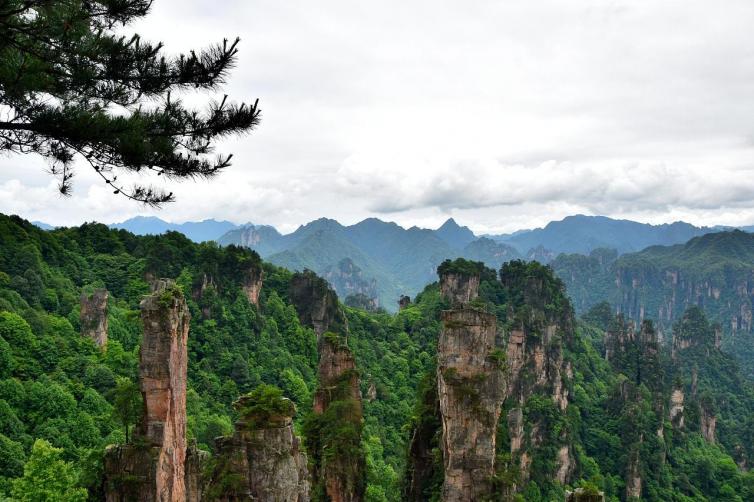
[0,0,261,205]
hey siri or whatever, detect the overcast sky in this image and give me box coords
[2,0,754,234]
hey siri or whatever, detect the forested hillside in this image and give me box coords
[552,231,754,377]
[0,215,752,501]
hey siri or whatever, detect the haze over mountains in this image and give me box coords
[34,213,745,311]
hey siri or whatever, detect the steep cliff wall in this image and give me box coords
[206,388,310,501]
[290,270,347,337]
[80,288,108,348]
[437,308,506,501]
[104,279,193,501]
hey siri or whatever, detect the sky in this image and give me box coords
[2,0,754,234]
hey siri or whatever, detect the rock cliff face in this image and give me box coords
[625,448,642,500]
[241,264,263,307]
[309,334,365,502]
[565,487,606,502]
[104,279,194,502]
[439,271,480,306]
[669,387,685,429]
[700,401,717,444]
[206,395,309,501]
[501,267,575,485]
[399,295,412,310]
[324,258,379,309]
[80,288,108,348]
[437,305,506,501]
[290,270,347,337]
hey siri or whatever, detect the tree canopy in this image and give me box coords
[0,0,260,205]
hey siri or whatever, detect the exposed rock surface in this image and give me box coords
[324,258,379,309]
[290,270,346,336]
[701,402,717,444]
[399,295,412,310]
[437,308,506,501]
[241,264,263,307]
[439,272,480,306]
[80,288,108,348]
[565,487,606,501]
[104,279,192,502]
[206,398,309,501]
[626,448,642,500]
[669,387,685,429]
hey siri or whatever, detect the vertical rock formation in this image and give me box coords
[436,263,506,501]
[241,264,263,307]
[308,333,365,502]
[437,308,506,501]
[104,279,194,502]
[439,270,480,306]
[565,487,606,502]
[501,262,576,485]
[293,270,365,502]
[80,288,108,348]
[669,386,685,429]
[289,270,346,337]
[399,295,412,310]
[625,448,642,500]
[700,399,717,444]
[206,389,309,501]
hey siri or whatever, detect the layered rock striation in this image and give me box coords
[80,288,109,348]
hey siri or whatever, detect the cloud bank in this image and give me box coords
[1,0,753,233]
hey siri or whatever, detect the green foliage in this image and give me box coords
[0,0,260,205]
[233,384,296,429]
[11,439,87,502]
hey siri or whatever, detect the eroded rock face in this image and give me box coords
[626,448,642,500]
[242,264,263,307]
[290,271,346,337]
[104,280,191,502]
[439,272,480,305]
[566,487,606,502]
[311,335,365,502]
[437,307,506,501]
[399,295,412,310]
[701,404,717,444]
[669,388,685,429]
[80,288,108,348]
[207,412,310,501]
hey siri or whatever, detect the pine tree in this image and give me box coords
[0,0,261,205]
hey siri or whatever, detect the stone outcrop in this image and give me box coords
[206,394,309,501]
[241,264,263,307]
[669,387,685,429]
[625,448,642,500]
[700,401,716,444]
[80,288,108,348]
[399,295,412,310]
[437,308,506,501]
[324,258,379,310]
[290,270,346,337]
[309,334,365,502]
[439,272,480,306]
[104,279,193,502]
[565,487,606,502]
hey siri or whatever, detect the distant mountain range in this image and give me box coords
[30,214,752,310]
[487,215,721,255]
[109,216,238,242]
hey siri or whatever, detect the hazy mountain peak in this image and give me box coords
[435,217,476,249]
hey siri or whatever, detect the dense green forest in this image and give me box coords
[0,214,752,500]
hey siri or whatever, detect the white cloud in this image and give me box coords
[3,0,754,234]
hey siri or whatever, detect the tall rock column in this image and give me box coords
[436,263,506,502]
[292,271,364,502]
[242,264,264,307]
[206,388,310,501]
[104,280,192,502]
[80,288,108,348]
